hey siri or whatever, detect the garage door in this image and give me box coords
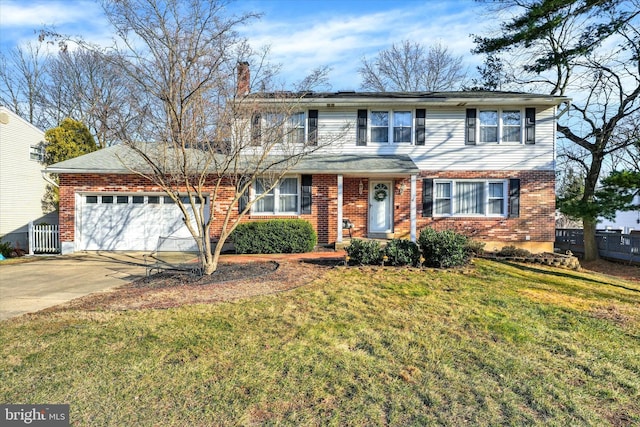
[78,193,209,251]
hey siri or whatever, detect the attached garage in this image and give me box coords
[77,193,208,251]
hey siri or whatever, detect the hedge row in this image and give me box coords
[346,228,484,268]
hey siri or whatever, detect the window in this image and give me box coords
[258,112,308,145]
[371,110,413,144]
[148,196,160,204]
[132,196,144,204]
[288,112,305,144]
[117,196,129,204]
[253,177,299,214]
[86,196,98,204]
[478,109,523,143]
[371,111,389,143]
[393,111,412,143]
[502,111,521,142]
[30,145,44,161]
[479,111,498,143]
[433,180,506,217]
[102,196,114,204]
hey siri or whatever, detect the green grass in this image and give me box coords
[1,259,639,426]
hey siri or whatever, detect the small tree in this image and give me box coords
[43,118,98,209]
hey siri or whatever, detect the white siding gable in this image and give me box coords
[0,107,53,246]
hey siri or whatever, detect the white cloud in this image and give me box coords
[0,1,98,27]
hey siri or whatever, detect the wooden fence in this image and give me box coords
[555,229,640,264]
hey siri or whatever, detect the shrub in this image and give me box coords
[0,239,12,258]
[384,239,421,266]
[345,239,383,265]
[417,228,474,268]
[497,245,531,258]
[231,219,317,254]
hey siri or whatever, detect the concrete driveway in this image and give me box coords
[0,252,148,320]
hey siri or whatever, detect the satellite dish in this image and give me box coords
[0,112,9,124]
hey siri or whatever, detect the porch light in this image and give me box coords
[359,180,364,195]
[398,181,407,195]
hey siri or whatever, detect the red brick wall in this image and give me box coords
[59,173,340,245]
[58,170,554,248]
[416,170,555,246]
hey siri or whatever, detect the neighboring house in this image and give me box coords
[0,106,58,250]
[46,69,569,254]
[598,194,640,234]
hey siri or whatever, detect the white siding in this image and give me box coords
[314,105,557,171]
[0,107,52,247]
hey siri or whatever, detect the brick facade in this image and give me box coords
[59,169,554,250]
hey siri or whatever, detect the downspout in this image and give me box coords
[41,170,58,188]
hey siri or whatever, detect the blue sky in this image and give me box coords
[0,0,489,90]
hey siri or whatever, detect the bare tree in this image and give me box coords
[42,48,130,148]
[87,0,342,274]
[0,42,49,127]
[359,40,466,92]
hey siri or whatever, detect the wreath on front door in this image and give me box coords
[373,187,388,202]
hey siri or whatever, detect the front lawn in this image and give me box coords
[1,259,639,425]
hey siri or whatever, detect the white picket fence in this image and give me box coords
[28,221,60,254]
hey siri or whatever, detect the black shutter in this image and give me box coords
[415,108,426,146]
[357,109,367,146]
[251,113,261,146]
[465,108,476,145]
[509,178,520,218]
[422,178,433,217]
[301,175,312,214]
[238,185,249,213]
[525,107,536,144]
[308,110,318,146]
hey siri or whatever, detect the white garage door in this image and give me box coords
[78,193,209,251]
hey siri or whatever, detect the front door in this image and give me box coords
[369,181,393,234]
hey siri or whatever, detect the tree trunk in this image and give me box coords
[582,218,599,261]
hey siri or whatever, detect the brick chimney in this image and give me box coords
[237,61,250,96]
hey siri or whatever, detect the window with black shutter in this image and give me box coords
[251,113,261,146]
[301,175,312,214]
[415,109,426,146]
[525,108,536,144]
[308,110,318,146]
[465,109,476,145]
[357,109,367,146]
[422,178,433,217]
[509,178,520,217]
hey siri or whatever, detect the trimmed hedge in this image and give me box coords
[384,239,421,266]
[345,239,383,265]
[231,219,317,254]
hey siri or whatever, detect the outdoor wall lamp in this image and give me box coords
[398,181,407,195]
[359,180,364,195]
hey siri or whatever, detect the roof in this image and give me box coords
[247,90,570,107]
[45,144,419,176]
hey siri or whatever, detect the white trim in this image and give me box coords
[433,179,508,217]
[250,175,301,216]
[410,175,417,242]
[476,108,525,144]
[337,174,343,243]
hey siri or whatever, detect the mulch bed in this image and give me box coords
[58,260,337,312]
[47,257,637,314]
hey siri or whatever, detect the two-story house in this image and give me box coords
[0,106,58,250]
[46,67,569,254]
